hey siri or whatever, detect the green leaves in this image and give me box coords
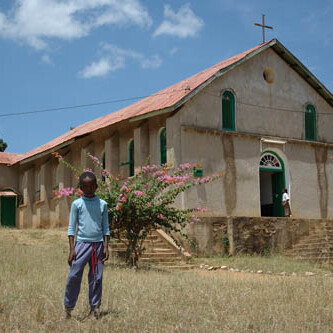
[54,152,222,266]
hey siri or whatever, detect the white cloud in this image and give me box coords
[79,43,162,78]
[0,0,152,50]
[41,54,53,65]
[154,4,204,38]
[141,55,162,69]
[79,57,114,78]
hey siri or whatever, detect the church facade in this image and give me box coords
[1,39,333,228]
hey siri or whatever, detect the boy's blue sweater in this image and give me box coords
[68,195,110,242]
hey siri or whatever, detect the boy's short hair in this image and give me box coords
[79,171,97,184]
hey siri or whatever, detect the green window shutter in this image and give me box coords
[305,105,316,141]
[222,91,235,131]
[160,128,167,165]
[0,196,16,227]
[102,153,106,182]
[128,140,134,176]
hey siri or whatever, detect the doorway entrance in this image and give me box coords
[259,152,285,217]
[0,191,17,227]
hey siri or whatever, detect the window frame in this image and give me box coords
[222,90,236,131]
[304,104,317,141]
[159,127,167,165]
[128,139,134,177]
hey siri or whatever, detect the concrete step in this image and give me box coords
[293,239,333,245]
[299,235,333,241]
[291,249,333,255]
[292,241,333,247]
[292,248,333,253]
[109,229,189,266]
[140,257,184,262]
[158,264,198,270]
[289,249,333,256]
[294,256,333,263]
[141,253,182,259]
[292,243,333,250]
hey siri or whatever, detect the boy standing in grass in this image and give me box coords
[64,171,110,319]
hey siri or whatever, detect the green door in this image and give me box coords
[0,196,16,227]
[272,172,284,217]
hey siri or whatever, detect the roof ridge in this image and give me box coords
[12,40,284,165]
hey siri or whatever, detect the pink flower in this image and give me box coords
[189,221,195,225]
[133,190,144,197]
[56,187,75,197]
[196,207,208,213]
[147,202,152,207]
[88,153,102,166]
[180,163,192,171]
[121,183,129,193]
[115,203,121,211]
[152,170,165,177]
[102,169,110,177]
[157,213,166,220]
[118,194,127,202]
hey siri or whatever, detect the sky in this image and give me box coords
[0,0,332,154]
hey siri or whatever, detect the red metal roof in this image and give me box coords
[11,41,274,165]
[0,152,24,165]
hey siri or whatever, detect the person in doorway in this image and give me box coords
[282,188,292,217]
[64,171,109,320]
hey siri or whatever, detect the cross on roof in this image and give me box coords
[254,14,273,43]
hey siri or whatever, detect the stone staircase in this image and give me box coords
[110,229,196,269]
[284,222,333,263]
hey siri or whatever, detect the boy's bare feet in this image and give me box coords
[63,309,72,320]
[88,308,99,319]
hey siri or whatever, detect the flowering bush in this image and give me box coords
[53,152,222,266]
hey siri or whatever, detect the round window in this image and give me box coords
[263,68,275,84]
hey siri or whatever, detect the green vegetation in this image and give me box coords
[0,138,7,152]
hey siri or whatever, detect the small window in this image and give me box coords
[160,128,167,165]
[305,104,317,141]
[222,90,235,131]
[128,140,134,177]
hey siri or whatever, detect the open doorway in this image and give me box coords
[0,191,17,227]
[259,152,285,217]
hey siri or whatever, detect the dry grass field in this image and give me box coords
[0,227,332,332]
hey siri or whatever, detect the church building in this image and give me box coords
[1,39,333,228]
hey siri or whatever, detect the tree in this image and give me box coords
[0,138,7,152]
[53,152,222,266]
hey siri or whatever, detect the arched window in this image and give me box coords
[259,153,282,171]
[305,104,317,141]
[128,139,134,177]
[160,128,167,165]
[222,90,235,131]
